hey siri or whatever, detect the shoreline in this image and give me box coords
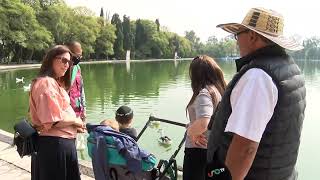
[0,58,192,71]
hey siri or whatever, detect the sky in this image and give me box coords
[65,0,319,42]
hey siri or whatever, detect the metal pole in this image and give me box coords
[149,116,186,127]
[136,116,152,141]
[158,132,187,180]
[137,116,186,141]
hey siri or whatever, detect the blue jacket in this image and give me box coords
[94,126,151,173]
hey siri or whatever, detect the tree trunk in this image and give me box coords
[27,49,34,61]
[18,46,23,64]
[11,45,19,64]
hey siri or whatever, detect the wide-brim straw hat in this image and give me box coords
[217,7,303,51]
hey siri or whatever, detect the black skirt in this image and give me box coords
[31,136,81,180]
[183,148,207,180]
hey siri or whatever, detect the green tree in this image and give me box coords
[134,19,145,52]
[37,4,71,44]
[100,7,104,18]
[303,37,320,59]
[39,0,64,9]
[111,13,124,59]
[185,30,201,56]
[171,35,180,53]
[133,19,193,59]
[200,35,238,58]
[122,15,133,52]
[154,31,172,58]
[68,8,100,57]
[134,19,158,59]
[21,0,42,12]
[177,36,192,58]
[73,6,95,16]
[94,23,116,59]
[155,19,160,32]
[207,35,218,45]
[0,0,52,63]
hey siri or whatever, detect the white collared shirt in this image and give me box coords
[225,68,278,143]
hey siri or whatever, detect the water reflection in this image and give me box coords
[126,60,130,73]
[0,59,320,179]
[297,60,320,80]
[82,60,190,108]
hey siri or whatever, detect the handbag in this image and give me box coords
[13,118,38,158]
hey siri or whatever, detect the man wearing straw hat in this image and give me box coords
[206,7,306,180]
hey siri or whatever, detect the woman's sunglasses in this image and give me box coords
[56,56,73,65]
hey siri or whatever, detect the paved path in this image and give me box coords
[0,130,94,180]
[0,159,30,180]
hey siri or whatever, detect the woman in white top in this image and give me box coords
[183,55,226,180]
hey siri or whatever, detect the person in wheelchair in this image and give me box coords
[87,122,157,180]
[115,105,138,141]
[100,119,119,131]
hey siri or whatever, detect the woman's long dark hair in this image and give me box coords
[187,55,226,110]
[37,45,72,90]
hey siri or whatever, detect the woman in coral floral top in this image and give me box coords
[29,45,85,180]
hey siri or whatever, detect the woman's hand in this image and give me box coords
[187,117,210,137]
[192,134,208,148]
[73,118,85,128]
[33,124,44,132]
[80,111,86,122]
[74,118,86,133]
[76,126,86,133]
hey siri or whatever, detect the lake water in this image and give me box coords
[0,59,319,179]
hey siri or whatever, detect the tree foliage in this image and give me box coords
[1,0,315,64]
[122,15,133,52]
[111,13,124,59]
[0,0,52,63]
[95,23,116,59]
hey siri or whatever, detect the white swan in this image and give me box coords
[23,84,31,91]
[16,77,24,83]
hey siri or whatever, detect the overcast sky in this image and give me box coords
[65,0,319,42]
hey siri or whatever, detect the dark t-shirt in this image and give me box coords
[119,127,137,141]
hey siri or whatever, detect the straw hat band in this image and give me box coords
[242,9,284,37]
[216,7,303,51]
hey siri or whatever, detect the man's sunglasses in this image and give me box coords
[72,55,82,62]
[234,29,250,40]
[193,55,203,61]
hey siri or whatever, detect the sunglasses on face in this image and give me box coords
[72,55,82,61]
[56,56,72,65]
[234,29,250,40]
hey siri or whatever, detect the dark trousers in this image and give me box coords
[183,148,207,180]
[31,136,81,180]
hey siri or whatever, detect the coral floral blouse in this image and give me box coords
[29,76,77,139]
